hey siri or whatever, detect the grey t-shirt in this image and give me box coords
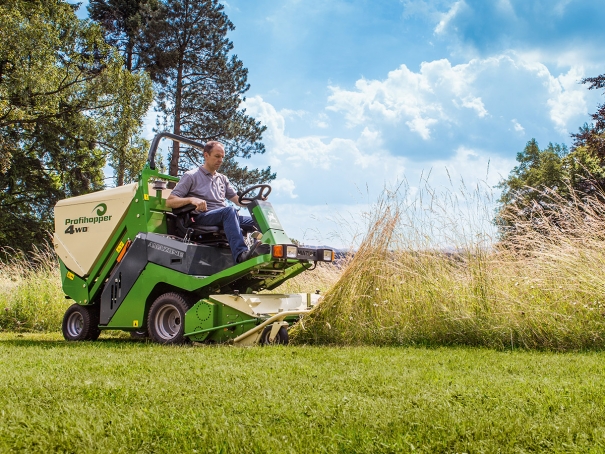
[171,166,237,211]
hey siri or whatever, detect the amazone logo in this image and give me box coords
[147,241,184,258]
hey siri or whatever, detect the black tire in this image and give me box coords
[260,325,289,346]
[147,292,192,345]
[62,304,101,341]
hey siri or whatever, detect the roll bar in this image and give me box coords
[147,132,206,170]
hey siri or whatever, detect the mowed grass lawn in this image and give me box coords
[1,333,605,453]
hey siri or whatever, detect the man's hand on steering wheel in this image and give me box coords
[237,184,272,206]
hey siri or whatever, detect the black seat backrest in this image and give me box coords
[166,204,228,246]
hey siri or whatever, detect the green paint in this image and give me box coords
[185,318,257,338]
[59,261,89,304]
[251,203,291,244]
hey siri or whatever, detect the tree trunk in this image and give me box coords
[169,59,184,176]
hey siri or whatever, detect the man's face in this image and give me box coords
[204,145,225,173]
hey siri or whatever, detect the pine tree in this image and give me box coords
[149,0,273,187]
[88,0,163,72]
[88,0,157,186]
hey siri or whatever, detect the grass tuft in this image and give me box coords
[291,183,605,350]
[0,245,68,332]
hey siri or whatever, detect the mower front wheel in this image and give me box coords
[62,304,101,341]
[148,293,191,345]
[260,325,289,346]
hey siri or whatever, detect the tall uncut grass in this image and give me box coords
[0,246,67,332]
[292,182,605,351]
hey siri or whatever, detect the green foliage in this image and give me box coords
[501,139,605,204]
[0,0,152,251]
[573,74,605,159]
[496,139,605,237]
[88,0,163,72]
[2,337,605,452]
[97,65,153,186]
[498,139,568,205]
[88,0,157,186]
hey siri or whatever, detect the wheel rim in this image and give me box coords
[154,304,182,340]
[66,311,84,337]
[262,327,284,344]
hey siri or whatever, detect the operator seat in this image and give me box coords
[165,204,257,246]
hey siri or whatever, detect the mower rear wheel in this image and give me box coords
[260,325,289,345]
[148,293,191,345]
[62,304,101,341]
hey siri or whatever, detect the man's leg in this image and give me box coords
[193,207,248,262]
[238,215,257,233]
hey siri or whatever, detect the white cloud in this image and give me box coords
[327,58,490,139]
[434,0,464,35]
[423,146,515,188]
[271,178,298,198]
[242,94,518,247]
[496,0,515,14]
[315,112,329,129]
[239,52,600,247]
[545,66,587,133]
[325,53,595,140]
[246,95,402,174]
[553,0,573,16]
[459,95,488,117]
[280,108,306,120]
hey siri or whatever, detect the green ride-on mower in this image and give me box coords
[53,132,335,345]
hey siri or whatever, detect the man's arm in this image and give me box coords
[228,195,246,207]
[165,172,208,211]
[166,194,208,212]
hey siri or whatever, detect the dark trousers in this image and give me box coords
[192,206,255,262]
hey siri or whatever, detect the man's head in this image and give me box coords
[202,141,225,174]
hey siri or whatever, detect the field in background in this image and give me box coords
[2,332,605,453]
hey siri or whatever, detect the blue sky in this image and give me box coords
[78,1,605,247]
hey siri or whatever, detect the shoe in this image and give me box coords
[237,239,263,263]
[237,248,253,263]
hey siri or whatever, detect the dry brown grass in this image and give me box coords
[291,184,605,350]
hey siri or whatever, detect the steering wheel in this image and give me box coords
[238,184,272,206]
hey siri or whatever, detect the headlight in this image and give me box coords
[286,245,298,258]
[322,249,334,261]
